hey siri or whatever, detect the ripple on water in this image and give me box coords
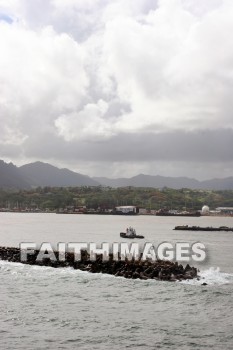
[1,261,233,350]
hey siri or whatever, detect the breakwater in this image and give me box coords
[0,246,199,282]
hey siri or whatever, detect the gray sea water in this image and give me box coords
[0,213,233,349]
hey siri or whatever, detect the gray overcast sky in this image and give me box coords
[0,0,232,179]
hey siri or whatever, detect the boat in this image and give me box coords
[120,227,144,239]
[156,209,201,217]
[174,225,233,231]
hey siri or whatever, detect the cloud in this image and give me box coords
[55,99,113,141]
[19,128,233,164]
[0,0,233,178]
[101,0,233,132]
[0,21,88,142]
[8,127,231,179]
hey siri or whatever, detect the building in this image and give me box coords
[201,205,210,215]
[215,207,233,215]
[114,206,138,215]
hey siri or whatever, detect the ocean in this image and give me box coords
[0,213,233,349]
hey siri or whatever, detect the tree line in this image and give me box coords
[0,186,232,211]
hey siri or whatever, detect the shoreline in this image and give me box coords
[0,210,232,217]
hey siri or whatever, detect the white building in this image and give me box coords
[115,206,138,214]
[201,205,210,215]
[215,207,233,215]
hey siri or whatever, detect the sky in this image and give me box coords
[0,0,233,179]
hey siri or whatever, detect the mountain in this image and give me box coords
[0,160,30,189]
[93,174,202,189]
[19,162,100,187]
[93,174,233,190]
[201,177,233,190]
[1,159,233,190]
[93,176,131,188]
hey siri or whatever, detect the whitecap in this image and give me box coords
[181,267,233,286]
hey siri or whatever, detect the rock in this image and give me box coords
[0,246,199,283]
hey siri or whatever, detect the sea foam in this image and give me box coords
[1,260,233,286]
[181,267,233,286]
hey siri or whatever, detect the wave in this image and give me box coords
[1,260,233,286]
[181,267,233,286]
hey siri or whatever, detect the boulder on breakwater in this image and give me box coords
[0,246,199,282]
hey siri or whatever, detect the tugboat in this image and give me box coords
[120,227,144,239]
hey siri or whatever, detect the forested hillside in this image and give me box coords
[0,186,232,211]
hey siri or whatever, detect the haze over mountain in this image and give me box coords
[94,175,233,190]
[93,175,201,189]
[1,160,233,190]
